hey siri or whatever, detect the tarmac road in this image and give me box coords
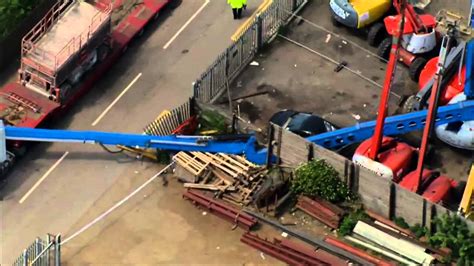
[0,0,269,264]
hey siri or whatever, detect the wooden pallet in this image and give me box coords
[173,152,209,177]
[175,151,265,206]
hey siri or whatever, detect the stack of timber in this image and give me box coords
[173,151,265,205]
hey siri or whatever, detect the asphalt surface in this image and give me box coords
[1,0,472,263]
[0,0,264,263]
[223,0,473,179]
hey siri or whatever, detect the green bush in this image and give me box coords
[198,110,228,135]
[0,0,41,39]
[410,223,429,239]
[429,214,474,264]
[393,216,410,229]
[338,209,371,236]
[291,159,354,203]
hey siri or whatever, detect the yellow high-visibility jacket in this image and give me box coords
[228,0,244,8]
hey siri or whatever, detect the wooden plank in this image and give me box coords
[217,153,251,171]
[211,167,234,185]
[183,183,236,192]
[205,152,248,175]
[174,157,200,176]
[191,152,239,178]
[174,152,209,177]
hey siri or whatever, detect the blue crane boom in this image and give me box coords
[2,100,473,165]
[307,100,474,149]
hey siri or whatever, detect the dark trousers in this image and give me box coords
[232,8,242,19]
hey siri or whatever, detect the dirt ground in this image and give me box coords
[222,0,473,181]
[60,162,282,265]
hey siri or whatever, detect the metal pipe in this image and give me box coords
[345,235,415,265]
[243,209,376,265]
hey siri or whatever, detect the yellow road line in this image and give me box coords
[231,0,272,41]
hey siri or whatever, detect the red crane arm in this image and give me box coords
[414,36,452,191]
[368,0,407,160]
[393,0,427,33]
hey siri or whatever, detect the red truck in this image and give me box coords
[0,0,177,178]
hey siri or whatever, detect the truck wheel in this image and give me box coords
[367,22,386,47]
[97,44,110,62]
[409,57,427,82]
[168,0,181,9]
[377,37,391,61]
[11,145,27,157]
[331,15,342,28]
[401,95,417,114]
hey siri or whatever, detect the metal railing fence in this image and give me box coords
[193,0,308,103]
[12,234,61,266]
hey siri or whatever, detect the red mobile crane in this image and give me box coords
[399,34,459,203]
[353,0,416,182]
[378,0,440,81]
[0,0,176,156]
[353,0,461,204]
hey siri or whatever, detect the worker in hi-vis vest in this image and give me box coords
[228,0,247,20]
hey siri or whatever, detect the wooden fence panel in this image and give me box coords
[278,127,310,167]
[262,124,474,232]
[393,184,425,226]
[358,166,391,217]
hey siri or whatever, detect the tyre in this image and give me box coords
[11,145,27,157]
[97,44,110,62]
[153,11,160,20]
[409,57,427,82]
[331,15,342,28]
[367,22,386,47]
[377,37,391,61]
[168,0,181,9]
[401,95,418,114]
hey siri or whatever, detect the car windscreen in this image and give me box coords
[287,114,327,135]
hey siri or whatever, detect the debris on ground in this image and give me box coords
[174,152,266,205]
[183,189,258,230]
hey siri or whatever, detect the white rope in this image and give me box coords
[61,163,173,245]
[279,34,383,88]
[280,8,390,63]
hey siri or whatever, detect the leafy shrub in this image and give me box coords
[198,110,228,135]
[0,0,41,39]
[410,223,429,239]
[429,214,474,264]
[393,216,410,229]
[291,159,354,203]
[338,209,371,236]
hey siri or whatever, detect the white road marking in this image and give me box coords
[92,73,142,126]
[163,0,210,49]
[19,151,69,204]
